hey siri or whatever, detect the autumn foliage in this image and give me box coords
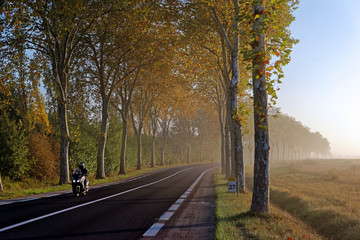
[28,132,59,180]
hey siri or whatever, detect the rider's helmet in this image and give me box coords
[78,162,85,170]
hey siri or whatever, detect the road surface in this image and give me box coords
[0,163,218,240]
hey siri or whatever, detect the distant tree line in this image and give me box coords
[243,110,331,164]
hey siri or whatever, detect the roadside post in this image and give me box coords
[228,177,236,193]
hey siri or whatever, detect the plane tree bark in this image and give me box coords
[149,105,159,167]
[212,0,245,191]
[250,1,270,213]
[249,0,299,212]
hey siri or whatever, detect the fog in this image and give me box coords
[276,0,360,158]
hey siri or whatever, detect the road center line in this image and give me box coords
[0,167,196,233]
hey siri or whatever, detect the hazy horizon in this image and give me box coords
[277,0,360,158]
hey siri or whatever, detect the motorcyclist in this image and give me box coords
[78,162,89,191]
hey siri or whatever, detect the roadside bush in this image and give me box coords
[28,132,59,180]
[69,121,97,175]
[0,113,29,180]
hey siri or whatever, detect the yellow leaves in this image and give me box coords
[70,125,81,143]
[30,91,52,134]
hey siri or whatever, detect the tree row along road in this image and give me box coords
[0,163,218,240]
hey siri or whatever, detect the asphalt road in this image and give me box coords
[0,163,218,240]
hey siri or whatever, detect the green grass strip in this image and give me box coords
[214,170,322,240]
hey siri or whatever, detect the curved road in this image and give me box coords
[0,163,218,240]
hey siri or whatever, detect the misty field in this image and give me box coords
[269,159,360,240]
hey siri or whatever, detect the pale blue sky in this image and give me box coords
[278,0,360,157]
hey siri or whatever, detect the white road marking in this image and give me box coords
[175,198,184,204]
[159,211,174,221]
[0,201,15,206]
[44,194,61,198]
[0,167,195,233]
[180,194,187,199]
[168,204,180,211]
[19,199,37,203]
[143,223,165,237]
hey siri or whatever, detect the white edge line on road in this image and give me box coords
[44,194,61,198]
[19,199,37,203]
[143,165,219,237]
[0,202,15,206]
[143,223,165,237]
[0,167,196,233]
[168,204,180,211]
[180,194,187,199]
[159,211,174,221]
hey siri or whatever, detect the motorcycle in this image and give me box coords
[71,168,89,197]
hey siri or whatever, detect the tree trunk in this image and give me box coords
[219,119,226,174]
[136,131,142,170]
[0,171,3,191]
[161,136,167,166]
[151,136,156,167]
[187,140,191,163]
[150,112,157,168]
[251,1,270,213]
[225,119,231,179]
[248,143,253,164]
[229,0,245,192]
[119,119,128,174]
[199,135,204,163]
[58,96,70,184]
[96,99,108,179]
[282,145,286,160]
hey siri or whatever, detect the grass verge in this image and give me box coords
[214,170,321,240]
[270,159,360,240]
